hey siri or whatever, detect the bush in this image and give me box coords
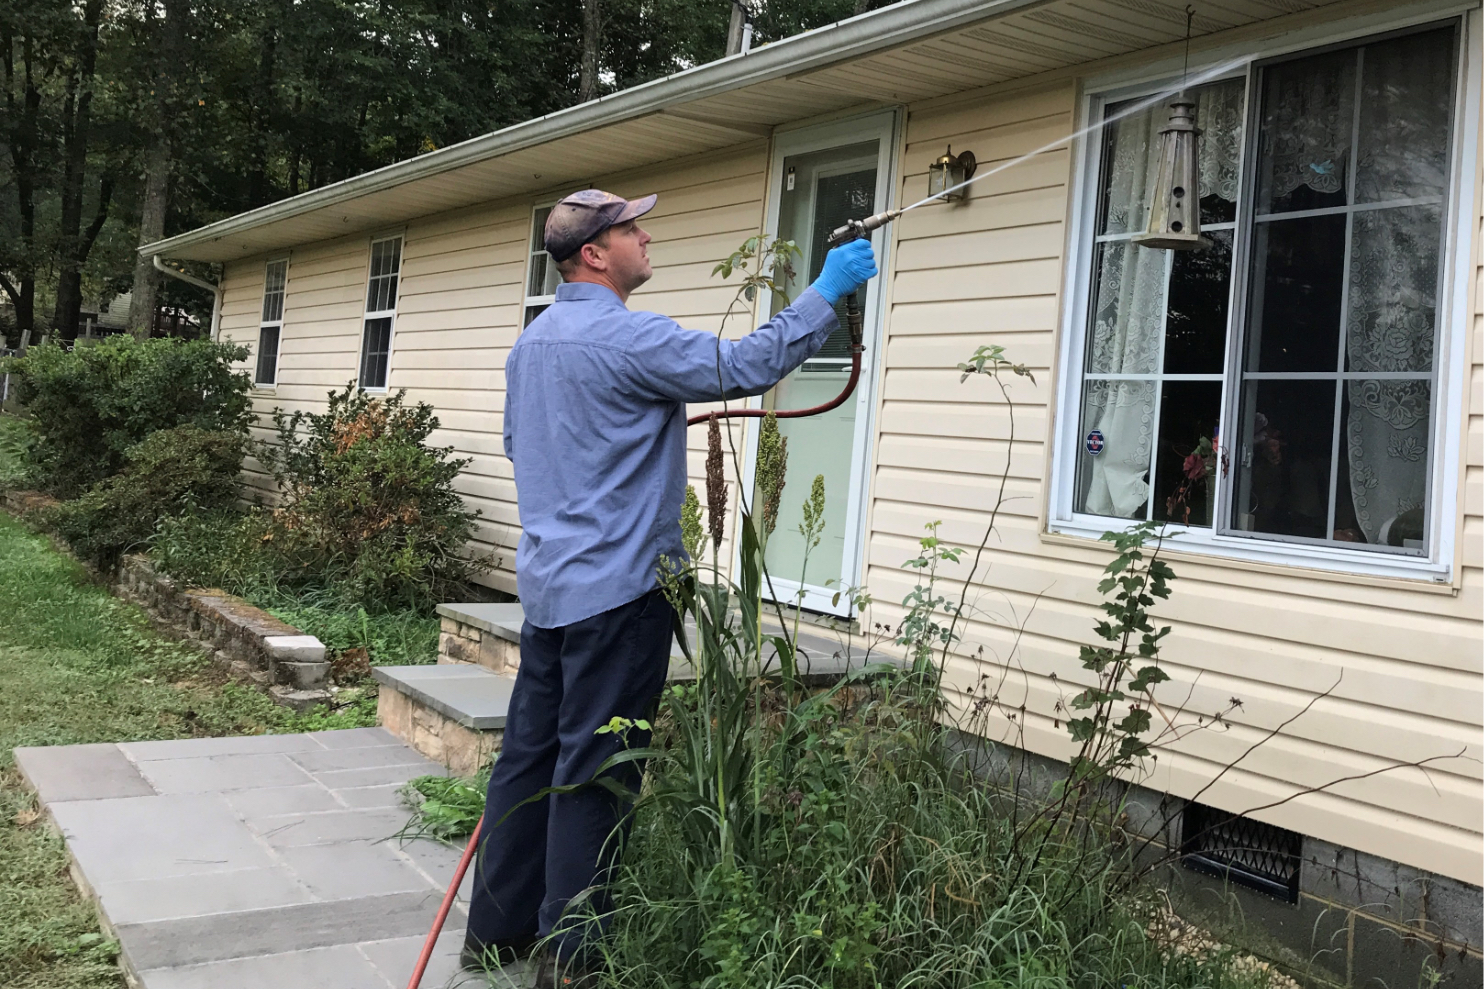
[0,414,35,490]
[3,337,251,496]
[46,426,245,568]
[254,385,488,610]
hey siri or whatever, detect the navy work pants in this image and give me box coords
[464,588,673,962]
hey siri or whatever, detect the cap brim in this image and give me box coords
[612,193,657,224]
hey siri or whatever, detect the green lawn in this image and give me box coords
[0,505,304,988]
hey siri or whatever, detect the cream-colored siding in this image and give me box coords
[860,78,1483,885]
[210,3,1483,890]
[218,144,771,596]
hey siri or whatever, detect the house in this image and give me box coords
[140,0,1483,979]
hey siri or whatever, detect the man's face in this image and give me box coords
[590,220,652,292]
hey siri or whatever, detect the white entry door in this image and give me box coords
[746,111,897,617]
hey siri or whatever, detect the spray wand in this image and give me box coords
[684,208,901,427]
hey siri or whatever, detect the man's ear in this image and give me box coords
[579,240,606,271]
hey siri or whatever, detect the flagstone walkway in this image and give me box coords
[16,727,522,989]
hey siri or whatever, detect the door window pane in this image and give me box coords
[762,141,877,596]
[1245,214,1346,372]
[1255,48,1354,215]
[1355,29,1455,203]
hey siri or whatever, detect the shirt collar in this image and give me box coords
[555,282,625,306]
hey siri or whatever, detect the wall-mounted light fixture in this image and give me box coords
[1133,95,1209,251]
[927,145,977,202]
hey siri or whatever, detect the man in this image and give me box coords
[463,188,876,986]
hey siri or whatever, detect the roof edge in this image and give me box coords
[141,0,1049,259]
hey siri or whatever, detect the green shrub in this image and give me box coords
[46,426,245,568]
[255,385,488,610]
[0,414,34,490]
[2,337,250,496]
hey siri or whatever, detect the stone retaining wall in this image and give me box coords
[114,555,331,711]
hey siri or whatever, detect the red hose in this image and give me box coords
[685,346,863,426]
[406,814,484,989]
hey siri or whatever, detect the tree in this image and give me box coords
[49,0,116,341]
[127,0,191,340]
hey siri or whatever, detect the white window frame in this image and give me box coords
[522,203,562,327]
[357,234,403,392]
[1049,4,1479,583]
[255,257,288,388]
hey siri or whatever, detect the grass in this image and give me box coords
[0,505,363,988]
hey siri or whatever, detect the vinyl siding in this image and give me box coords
[217,143,771,596]
[211,14,1483,889]
[860,78,1483,884]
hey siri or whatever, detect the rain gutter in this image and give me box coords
[139,0,1050,259]
[152,255,223,341]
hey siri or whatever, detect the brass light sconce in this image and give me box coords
[928,145,977,202]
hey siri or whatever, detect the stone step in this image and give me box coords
[385,603,907,774]
[373,665,515,776]
[435,599,901,686]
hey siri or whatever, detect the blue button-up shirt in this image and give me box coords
[503,281,839,629]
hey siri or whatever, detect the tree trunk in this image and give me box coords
[725,3,745,56]
[127,141,169,340]
[50,0,104,340]
[578,0,600,102]
[126,0,189,339]
[1,24,41,337]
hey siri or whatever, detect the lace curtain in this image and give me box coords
[1256,50,1354,206]
[1345,205,1439,545]
[1340,32,1449,546]
[1083,81,1242,518]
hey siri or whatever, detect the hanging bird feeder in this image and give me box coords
[1133,94,1210,252]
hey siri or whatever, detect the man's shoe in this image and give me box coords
[532,951,601,988]
[460,934,538,971]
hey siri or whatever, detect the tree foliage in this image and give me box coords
[0,1,894,346]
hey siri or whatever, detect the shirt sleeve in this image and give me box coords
[620,286,840,404]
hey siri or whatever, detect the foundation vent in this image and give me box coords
[1180,802,1302,903]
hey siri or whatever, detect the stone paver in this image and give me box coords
[16,727,522,989]
[15,742,156,803]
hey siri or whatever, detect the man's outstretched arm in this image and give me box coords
[621,240,876,404]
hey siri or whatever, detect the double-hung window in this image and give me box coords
[523,205,562,327]
[1058,21,1466,571]
[256,258,287,386]
[359,236,402,390]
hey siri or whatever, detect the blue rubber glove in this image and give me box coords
[811,239,878,306]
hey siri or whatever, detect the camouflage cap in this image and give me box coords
[544,189,658,262]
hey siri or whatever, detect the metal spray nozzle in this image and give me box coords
[824,209,902,247]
